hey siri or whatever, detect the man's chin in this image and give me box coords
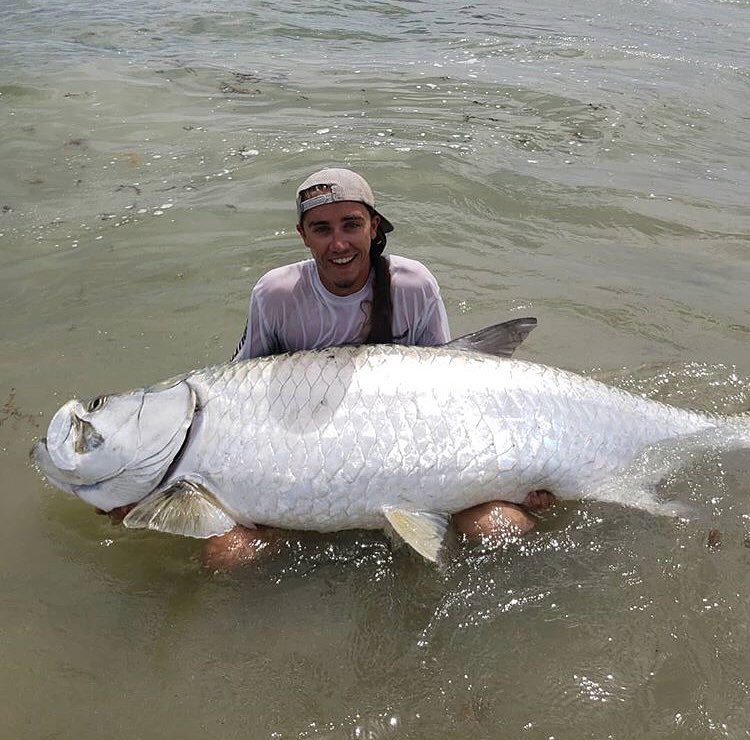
[332,277,357,290]
[321,266,369,295]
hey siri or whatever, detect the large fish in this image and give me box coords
[31,319,750,561]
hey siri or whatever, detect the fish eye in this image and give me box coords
[87,395,107,413]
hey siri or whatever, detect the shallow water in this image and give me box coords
[1,0,750,738]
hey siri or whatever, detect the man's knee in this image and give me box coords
[201,525,282,570]
[453,501,536,538]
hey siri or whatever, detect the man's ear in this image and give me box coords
[296,223,308,245]
[369,213,380,239]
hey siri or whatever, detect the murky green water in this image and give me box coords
[2,1,749,737]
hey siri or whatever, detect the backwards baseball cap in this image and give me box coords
[296,168,394,236]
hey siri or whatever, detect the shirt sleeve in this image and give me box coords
[417,290,451,345]
[231,283,280,360]
[389,256,452,346]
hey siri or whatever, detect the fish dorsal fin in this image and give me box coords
[123,479,237,539]
[382,507,450,562]
[446,317,537,358]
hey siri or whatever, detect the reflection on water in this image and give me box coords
[2,0,750,737]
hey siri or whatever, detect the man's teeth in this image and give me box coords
[332,256,355,265]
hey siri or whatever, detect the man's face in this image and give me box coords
[297,201,379,296]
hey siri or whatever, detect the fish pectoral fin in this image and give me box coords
[382,507,449,563]
[123,480,237,539]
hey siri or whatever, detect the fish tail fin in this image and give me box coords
[722,411,750,447]
[633,495,697,520]
[582,477,698,520]
[693,412,750,452]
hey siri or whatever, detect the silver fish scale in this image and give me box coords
[169,345,719,531]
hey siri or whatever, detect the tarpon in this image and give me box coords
[31,319,750,561]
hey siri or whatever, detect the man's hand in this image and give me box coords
[453,491,557,539]
[95,504,135,525]
[201,525,283,570]
[523,490,556,512]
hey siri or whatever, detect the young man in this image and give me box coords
[204,168,552,569]
[232,167,449,360]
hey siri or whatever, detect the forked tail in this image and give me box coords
[581,411,750,520]
[722,411,750,448]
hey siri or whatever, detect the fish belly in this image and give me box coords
[172,346,717,531]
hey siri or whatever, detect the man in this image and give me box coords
[232,167,449,360]
[204,168,553,569]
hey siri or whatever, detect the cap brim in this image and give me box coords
[374,209,394,233]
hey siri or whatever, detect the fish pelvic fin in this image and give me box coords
[445,317,537,358]
[123,479,237,539]
[382,507,450,563]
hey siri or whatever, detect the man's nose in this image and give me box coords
[330,228,349,250]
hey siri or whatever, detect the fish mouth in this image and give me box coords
[30,438,80,495]
[46,400,83,471]
[30,436,129,504]
[72,415,104,454]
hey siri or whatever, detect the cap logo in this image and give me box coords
[298,184,337,214]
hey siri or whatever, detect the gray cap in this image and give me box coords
[295,168,394,233]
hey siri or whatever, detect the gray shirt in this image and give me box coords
[232,255,450,360]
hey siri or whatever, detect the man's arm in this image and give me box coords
[418,291,451,346]
[389,256,451,346]
[232,283,281,361]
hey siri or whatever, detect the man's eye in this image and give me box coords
[87,395,107,412]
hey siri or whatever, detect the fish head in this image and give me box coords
[31,380,195,512]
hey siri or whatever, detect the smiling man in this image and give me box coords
[232,168,449,359]
[210,168,553,569]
